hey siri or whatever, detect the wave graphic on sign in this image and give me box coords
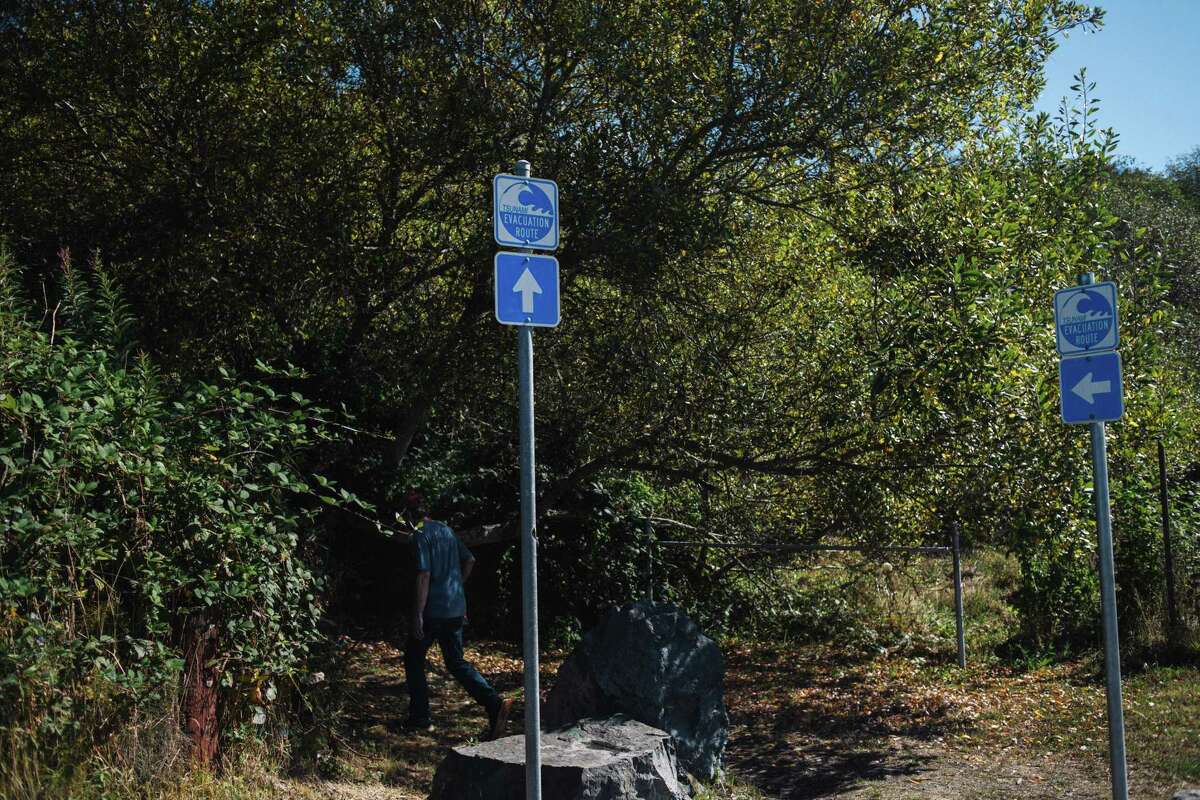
[517,183,554,214]
[1071,290,1112,318]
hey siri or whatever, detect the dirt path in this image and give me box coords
[723,642,1192,799]
[283,637,559,800]
[281,637,1195,799]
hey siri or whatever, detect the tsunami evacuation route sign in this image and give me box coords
[493,174,559,251]
[1054,281,1118,356]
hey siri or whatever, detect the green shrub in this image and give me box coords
[0,246,367,786]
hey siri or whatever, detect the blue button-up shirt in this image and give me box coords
[413,520,473,619]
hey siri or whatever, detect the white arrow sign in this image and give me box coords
[1071,372,1112,404]
[513,267,543,314]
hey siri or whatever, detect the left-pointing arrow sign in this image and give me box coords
[1059,346,1122,425]
[1072,372,1111,404]
[514,267,543,313]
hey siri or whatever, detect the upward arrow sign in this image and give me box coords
[513,267,543,314]
[494,252,559,327]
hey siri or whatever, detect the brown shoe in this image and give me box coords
[486,697,513,741]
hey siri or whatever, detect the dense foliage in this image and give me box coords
[0,247,366,786]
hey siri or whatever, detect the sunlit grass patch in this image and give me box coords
[1123,664,1200,783]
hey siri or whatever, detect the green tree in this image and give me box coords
[16,1,1196,652]
[0,0,1102,459]
[1166,146,1200,209]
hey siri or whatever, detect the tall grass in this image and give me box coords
[710,545,1024,662]
[0,684,281,800]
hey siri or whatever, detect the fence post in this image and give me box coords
[952,523,966,668]
[1158,440,1180,642]
[644,518,654,602]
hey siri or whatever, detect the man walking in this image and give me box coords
[403,491,512,739]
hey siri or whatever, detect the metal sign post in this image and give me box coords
[1055,272,1128,800]
[1090,411,1128,800]
[1158,440,1180,640]
[493,159,560,800]
[517,309,541,800]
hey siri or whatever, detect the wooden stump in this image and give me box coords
[182,616,220,766]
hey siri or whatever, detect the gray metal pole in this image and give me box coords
[514,159,542,800]
[1158,440,1179,640]
[1091,420,1129,800]
[1075,270,1127,800]
[952,524,966,669]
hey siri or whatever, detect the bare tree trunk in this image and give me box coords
[389,271,492,467]
[182,615,220,767]
[392,391,436,466]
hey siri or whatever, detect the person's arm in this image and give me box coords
[412,531,433,640]
[412,571,430,639]
[457,535,476,583]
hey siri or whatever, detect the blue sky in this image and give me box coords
[1034,0,1200,171]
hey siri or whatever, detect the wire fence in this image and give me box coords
[640,522,970,667]
[1161,442,1200,644]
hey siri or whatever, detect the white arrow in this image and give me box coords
[1072,371,1111,404]
[513,267,542,314]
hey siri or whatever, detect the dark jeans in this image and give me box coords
[405,616,500,723]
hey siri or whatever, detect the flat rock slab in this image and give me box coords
[1173,792,1200,800]
[428,716,688,800]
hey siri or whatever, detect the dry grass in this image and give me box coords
[5,632,1195,799]
[279,635,563,797]
[0,684,283,800]
[6,546,1197,799]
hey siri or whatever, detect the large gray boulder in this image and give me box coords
[1172,791,1200,800]
[543,600,727,780]
[428,716,688,800]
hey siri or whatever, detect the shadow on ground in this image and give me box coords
[724,644,967,798]
[288,636,1184,800]
[324,636,961,799]
[310,636,552,796]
